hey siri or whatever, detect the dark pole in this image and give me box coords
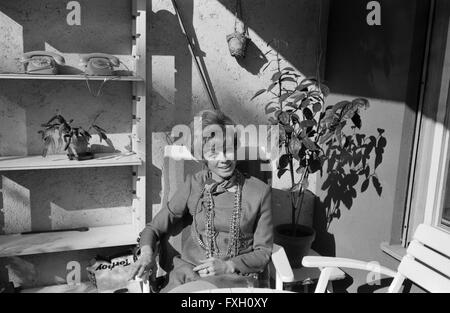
[171,0,218,110]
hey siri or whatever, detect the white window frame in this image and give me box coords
[406,14,450,242]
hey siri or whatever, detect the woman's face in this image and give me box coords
[203,136,237,180]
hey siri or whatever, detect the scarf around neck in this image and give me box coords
[203,169,240,195]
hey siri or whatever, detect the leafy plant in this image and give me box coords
[252,52,382,234]
[38,114,108,158]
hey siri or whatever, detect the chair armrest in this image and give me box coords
[302,256,397,277]
[271,244,295,283]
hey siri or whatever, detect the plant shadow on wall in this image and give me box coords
[253,47,386,266]
[321,128,386,230]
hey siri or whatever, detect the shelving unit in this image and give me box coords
[0,224,137,258]
[0,153,142,171]
[0,74,144,81]
[0,0,147,291]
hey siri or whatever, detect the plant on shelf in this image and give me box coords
[252,52,380,267]
[38,114,108,161]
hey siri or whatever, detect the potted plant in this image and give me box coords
[38,114,108,161]
[226,0,248,58]
[252,54,370,267]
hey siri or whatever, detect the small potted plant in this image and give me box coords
[227,30,248,58]
[38,114,108,161]
[252,53,370,267]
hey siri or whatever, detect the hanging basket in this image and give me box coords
[226,31,248,58]
[227,0,248,59]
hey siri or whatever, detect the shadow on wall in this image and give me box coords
[149,0,217,131]
[0,0,131,55]
[217,0,329,77]
[235,38,268,75]
[321,129,387,230]
[0,167,133,234]
[325,0,430,108]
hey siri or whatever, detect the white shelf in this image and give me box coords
[0,73,143,81]
[0,153,142,171]
[0,224,138,257]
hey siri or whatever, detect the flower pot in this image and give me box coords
[226,31,248,58]
[66,136,93,161]
[274,224,316,268]
[67,152,94,161]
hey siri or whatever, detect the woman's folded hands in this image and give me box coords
[193,258,236,277]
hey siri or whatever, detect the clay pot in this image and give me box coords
[67,135,94,161]
[274,224,316,268]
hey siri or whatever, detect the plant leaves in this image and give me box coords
[352,112,362,129]
[320,84,330,97]
[279,92,292,103]
[64,136,72,151]
[296,82,314,92]
[303,137,319,151]
[299,120,317,128]
[303,108,314,120]
[289,137,302,157]
[267,82,278,92]
[352,98,370,109]
[268,117,278,125]
[262,60,274,72]
[319,131,334,145]
[271,71,283,82]
[284,102,297,110]
[308,158,322,174]
[278,154,290,170]
[265,106,279,114]
[296,166,306,176]
[92,125,107,133]
[277,168,288,179]
[292,92,307,104]
[251,89,267,101]
[372,176,382,196]
[361,178,370,193]
[280,77,297,84]
[332,101,351,113]
[313,101,322,113]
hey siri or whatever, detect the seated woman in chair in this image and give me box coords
[130,110,273,292]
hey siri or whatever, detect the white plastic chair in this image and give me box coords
[302,224,450,293]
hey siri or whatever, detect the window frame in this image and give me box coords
[404,0,450,245]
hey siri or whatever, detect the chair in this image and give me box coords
[301,224,450,293]
[140,149,295,292]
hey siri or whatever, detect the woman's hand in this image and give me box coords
[128,248,156,281]
[193,258,236,277]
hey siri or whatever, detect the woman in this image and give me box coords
[130,110,273,292]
